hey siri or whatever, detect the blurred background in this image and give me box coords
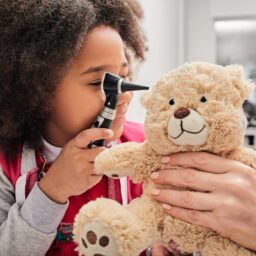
[127,0,256,147]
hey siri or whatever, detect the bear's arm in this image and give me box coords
[94,141,161,182]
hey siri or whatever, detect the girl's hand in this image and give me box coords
[107,91,132,142]
[39,128,113,204]
[150,152,256,251]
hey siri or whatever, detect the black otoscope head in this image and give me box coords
[102,72,149,94]
[88,73,149,148]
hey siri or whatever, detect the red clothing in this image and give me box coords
[1,121,145,256]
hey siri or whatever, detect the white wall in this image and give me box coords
[127,0,256,123]
[184,0,256,63]
[184,0,215,63]
[210,0,256,18]
[126,0,184,123]
[136,0,182,84]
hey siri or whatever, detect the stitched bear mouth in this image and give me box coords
[170,120,206,139]
[167,108,209,146]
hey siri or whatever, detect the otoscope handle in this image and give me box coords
[90,117,113,147]
[88,94,117,148]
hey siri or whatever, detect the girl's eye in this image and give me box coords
[89,80,102,86]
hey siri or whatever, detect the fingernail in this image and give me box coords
[123,103,128,113]
[162,204,172,210]
[151,189,160,196]
[161,156,171,164]
[150,172,159,179]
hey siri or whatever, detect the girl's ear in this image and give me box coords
[140,91,151,109]
[225,64,254,101]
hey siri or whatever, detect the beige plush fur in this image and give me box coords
[73,62,256,256]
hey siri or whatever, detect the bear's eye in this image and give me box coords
[200,96,207,103]
[169,99,175,105]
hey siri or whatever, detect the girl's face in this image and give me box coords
[44,25,130,146]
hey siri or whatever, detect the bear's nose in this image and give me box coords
[174,107,190,119]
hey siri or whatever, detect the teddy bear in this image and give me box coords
[73,62,256,256]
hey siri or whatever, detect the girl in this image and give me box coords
[2,1,254,256]
[0,0,147,255]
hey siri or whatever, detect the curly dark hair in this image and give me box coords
[0,0,147,156]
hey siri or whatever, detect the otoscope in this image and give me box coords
[88,72,149,148]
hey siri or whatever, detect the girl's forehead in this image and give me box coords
[71,26,128,72]
[79,26,124,56]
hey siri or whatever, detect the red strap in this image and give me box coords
[0,145,22,188]
[24,150,50,197]
[108,178,122,204]
[24,167,39,198]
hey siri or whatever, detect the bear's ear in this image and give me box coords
[140,91,151,109]
[225,64,254,101]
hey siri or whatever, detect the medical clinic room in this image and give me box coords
[0,0,255,256]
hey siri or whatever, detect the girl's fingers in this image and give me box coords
[83,147,106,163]
[74,128,113,148]
[151,169,220,192]
[115,103,128,117]
[106,102,128,142]
[117,91,133,105]
[79,163,101,176]
[104,92,132,143]
[85,163,103,182]
[163,152,248,174]
[151,189,218,211]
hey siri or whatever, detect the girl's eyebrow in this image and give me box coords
[81,63,128,75]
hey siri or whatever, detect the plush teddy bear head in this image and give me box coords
[141,62,254,156]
